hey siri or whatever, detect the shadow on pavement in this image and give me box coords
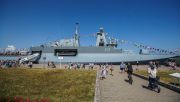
[124,79,129,83]
[124,79,132,85]
[142,85,150,89]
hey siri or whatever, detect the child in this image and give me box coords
[109,64,114,75]
[101,66,108,80]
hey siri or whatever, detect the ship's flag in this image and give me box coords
[134,43,139,47]
[144,46,147,49]
[120,40,126,44]
[147,46,150,49]
[175,48,179,52]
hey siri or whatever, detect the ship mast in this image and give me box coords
[74,22,80,47]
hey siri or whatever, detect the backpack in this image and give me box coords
[128,65,133,72]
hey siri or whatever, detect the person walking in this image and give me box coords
[126,63,133,84]
[148,63,157,88]
[28,61,33,68]
[136,61,139,70]
[109,64,114,76]
[120,62,126,73]
[101,66,108,80]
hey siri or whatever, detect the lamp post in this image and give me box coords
[43,56,46,68]
[58,56,63,68]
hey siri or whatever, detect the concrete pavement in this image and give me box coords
[99,66,180,102]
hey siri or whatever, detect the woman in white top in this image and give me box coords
[148,64,157,88]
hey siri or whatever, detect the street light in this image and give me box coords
[43,56,46,68]
[58,56,63,68]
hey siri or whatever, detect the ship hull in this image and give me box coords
[29,46,179,64]
[38,53,177,63]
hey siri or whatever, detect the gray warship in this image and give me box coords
[24,23,179,64]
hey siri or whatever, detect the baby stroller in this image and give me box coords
[148,76,161,93]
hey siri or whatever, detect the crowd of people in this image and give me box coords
[100,64,114,80]
[99,62,133,84]
[98,60,171,91]
[64,63,93,70]
[0,59,178,72]
[0,60,19,68]
[167,61,177,70]
[47,61,56,68]
[99,61,160,86]
[0,51,28,56]
[0,59,35,68]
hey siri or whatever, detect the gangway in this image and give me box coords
[19,53,39,64]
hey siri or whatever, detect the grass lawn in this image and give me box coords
[134,69,180,86]
[0,68,96,102]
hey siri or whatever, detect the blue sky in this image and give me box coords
[0,0,180,52]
